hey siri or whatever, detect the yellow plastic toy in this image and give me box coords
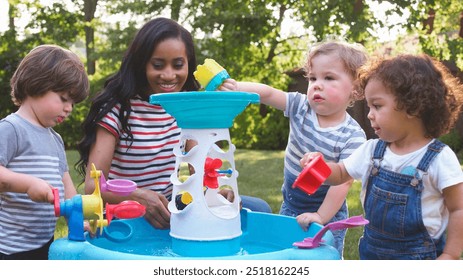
[53,163,145,241]
[175,191,193,210]
[87,163,108,234]
[193,58,230,91]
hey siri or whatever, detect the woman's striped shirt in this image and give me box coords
[99,97,180,198]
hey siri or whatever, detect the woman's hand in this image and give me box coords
[132,188,170,229]
[218,187,235,202]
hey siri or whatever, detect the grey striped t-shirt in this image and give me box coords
[281,92,366,213]
[0,113,66,255]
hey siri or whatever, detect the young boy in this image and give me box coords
[0,44,89,259]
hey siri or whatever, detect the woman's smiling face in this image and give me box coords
[146,38,189,94]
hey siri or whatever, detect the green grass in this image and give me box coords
[234,149,286,213]
[58,149,364,259]
[66,150,83,191]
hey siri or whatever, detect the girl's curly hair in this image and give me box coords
[356,54,463,138]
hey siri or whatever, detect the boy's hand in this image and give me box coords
[26,177,55,204]
[296,212,323,231]
[218,78,238,91]
[300,152,323,168]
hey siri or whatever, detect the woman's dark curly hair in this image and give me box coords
[356,54,463,138]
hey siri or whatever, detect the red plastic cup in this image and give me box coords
[292,155,331,195]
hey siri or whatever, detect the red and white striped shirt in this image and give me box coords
[99,97,180,198]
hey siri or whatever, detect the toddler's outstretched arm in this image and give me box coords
[220,79,287,111]
[300,152,352,186]
[296,153,353,231]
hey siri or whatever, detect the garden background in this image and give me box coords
[1,0,463,260]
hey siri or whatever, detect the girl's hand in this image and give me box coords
[218,78,238,91]
[296,212,323,231]
[300,152,323,168]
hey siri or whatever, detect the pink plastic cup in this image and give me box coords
[292,155,331,195]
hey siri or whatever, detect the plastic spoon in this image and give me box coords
[293,215,369,249]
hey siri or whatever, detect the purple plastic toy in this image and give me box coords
[293,215,369,249]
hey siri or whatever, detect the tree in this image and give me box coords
[84,0,98,75]
[1,0,462,149]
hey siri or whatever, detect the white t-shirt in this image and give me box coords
[343,139,463,239]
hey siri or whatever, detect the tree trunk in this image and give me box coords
[170,0,182,22]
[8,1,16,37]
[84,0,98,75]
[423,8,435,34]
[459,11,463,38]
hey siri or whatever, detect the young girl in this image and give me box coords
[221,39,368,257]
[0,45,89,259]
[77,17,270,230]
[301,54,463,259]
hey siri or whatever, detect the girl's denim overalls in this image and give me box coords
[359,140,446,260]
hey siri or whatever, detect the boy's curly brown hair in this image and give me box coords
[356,54,463,138]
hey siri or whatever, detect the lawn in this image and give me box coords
[61,149,364,260]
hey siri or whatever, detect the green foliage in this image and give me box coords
[54,100,90,149]
[231,105,289,150]
[0,33,26,117]
[24,2,84,44]
[406,0,463,69]
[0,0,87,120]
[294,0,378,42]
[439,129,463,153]
[2,0,463,150]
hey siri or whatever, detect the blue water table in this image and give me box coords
[48,59,367,260]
